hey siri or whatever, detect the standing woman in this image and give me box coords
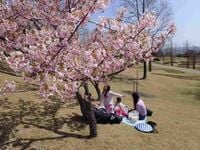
[100,84,124,114]
[131,92,147,120]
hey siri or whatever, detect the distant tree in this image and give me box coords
[121,0,174,78]
[192,51,196,69]
[161,48,165,64]
[170,38,174,66]
[190,46,199,70]
[185,41,190,68]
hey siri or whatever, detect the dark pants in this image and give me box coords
[139,115,146,120]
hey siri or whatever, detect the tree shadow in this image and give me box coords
[0,98,88,150]
[152,73,200,81]
[122,90,156,99]
[16,82,39,92]
[0,61,21,77]
[111,75,137,84]
[179,83,200,101]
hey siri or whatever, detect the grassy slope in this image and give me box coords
[0,65,200,150]
[155,56,200,70]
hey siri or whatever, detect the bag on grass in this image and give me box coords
[146,108,153,116]
[128,110,139,123]
[93,107,111,124]
[109,114,123,124]
[93,107,122,124]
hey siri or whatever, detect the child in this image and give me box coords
[114,97,128,117]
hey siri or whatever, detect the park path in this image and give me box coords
[152,63,200,75]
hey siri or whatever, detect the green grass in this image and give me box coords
[161,68,185,74]
[0,64,200,150]
[152,73,200,81]
[154,56,200,70]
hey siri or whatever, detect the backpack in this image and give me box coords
[93,107,122,124]
[109,114,123,124]
[146,108,153,116]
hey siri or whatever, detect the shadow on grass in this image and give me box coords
[152,73,200,81]
[16,82,39,92]
[152,67,185,74]
[111,75,137,84]
[179,84,200,101]
[0,98,88,150]
[0,61,21,77]
[162,69,184,74]
[122,90,156,99]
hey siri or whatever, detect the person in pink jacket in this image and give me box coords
[100,85,124,114]
[113,97,128,117]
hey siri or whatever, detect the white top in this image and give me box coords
[100,91,123,106]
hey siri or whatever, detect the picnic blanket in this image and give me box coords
[122,117,158,133]
[121,117,147,127]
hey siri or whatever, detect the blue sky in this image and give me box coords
[171,0,200,47]
[90,0,200,47]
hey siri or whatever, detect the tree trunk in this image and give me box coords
[170,57,173,66]
[187,56,190,68]
[162,55,165,64]
[192,53,196,69]
[149,61,152,72]
[142,61,147,79]
[76,92,97,138]
[95,82,101,101]
[170,39,173,66]
[186,41,190,68]
[93,81,101,101]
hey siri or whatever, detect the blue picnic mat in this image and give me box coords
[135,122,153,133]
[121,117,147,127]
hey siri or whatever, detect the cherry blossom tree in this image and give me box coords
[0,0,175,137]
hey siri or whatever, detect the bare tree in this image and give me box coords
[121,0,173,79]
[161,48,165,64]
[192,51,196,69]
[170,38,174,66]
[185,41,190,68]
[191,46,199,70]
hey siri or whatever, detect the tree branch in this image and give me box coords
[49,0,98,63]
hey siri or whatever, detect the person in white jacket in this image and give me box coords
[100,84,124,114]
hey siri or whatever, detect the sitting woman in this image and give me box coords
[113,97,128,117]
[131,92,147,120]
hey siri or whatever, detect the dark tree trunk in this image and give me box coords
[149,61,152,72]
[141,0,147,79]
[76,92,97,138]
[187,56,190,68]
[94,82,101,101]
[91,81,101,101]
[170,49,173,66]
[142,61,147,79]
[192,53,196,69]
[170,57,173,66]
[186,41,190,68]
[162,55,165,64]
[170,38,174,66]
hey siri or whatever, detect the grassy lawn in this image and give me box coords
[155,56,200,70]
[0,64,200,150]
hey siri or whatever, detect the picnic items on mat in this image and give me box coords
[128,110,139,124]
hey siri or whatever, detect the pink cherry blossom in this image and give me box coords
[2,80,16,93]
[0,0,175,100]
